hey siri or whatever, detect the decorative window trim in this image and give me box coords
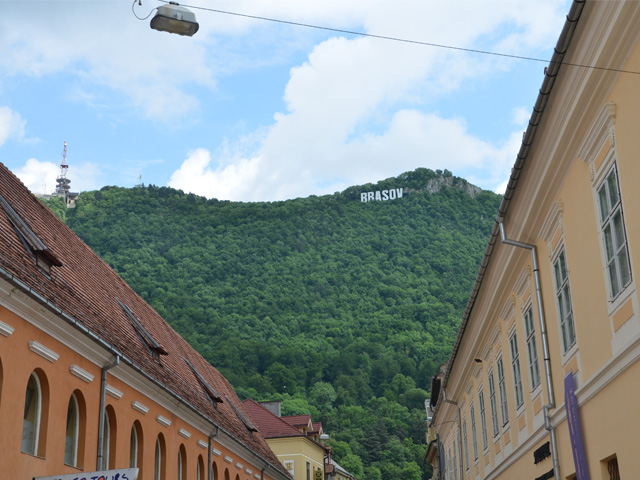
[500,296,516,323]
[578,102,616,182]
[514,267,533,305]
[540,201,565,258]
[0,319,14,337]
[156,415,171,427]
[106,384,123,400]
[224,455,233,464]
[212,448,221,456]
[29,340,60,363]
[70,364,95,383]
[132,401,149,415]
[245,468,253,475]
[178,428,191,439]
[235,463,243,470]
[197,440,208,450]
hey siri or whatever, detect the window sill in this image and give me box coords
[20,451,45,460]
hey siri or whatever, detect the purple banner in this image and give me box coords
[565,372,589,480]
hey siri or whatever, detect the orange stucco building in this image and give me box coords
[0,161,291,480]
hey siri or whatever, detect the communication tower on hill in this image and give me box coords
[55,141,71,196]
[35,141,79,207]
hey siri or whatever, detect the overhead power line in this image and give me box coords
[159,0,640,76]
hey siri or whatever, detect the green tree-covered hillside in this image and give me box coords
[46,168,501,479]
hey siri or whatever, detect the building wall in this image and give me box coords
[0,301,278,480]
[431,2,640,480]
[264,437,324,480]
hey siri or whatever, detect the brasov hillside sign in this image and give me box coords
[361,188,404,202]
[34,468,139,480]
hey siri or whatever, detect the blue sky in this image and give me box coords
[0,0,570,202]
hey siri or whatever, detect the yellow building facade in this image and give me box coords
[429,1,640,479]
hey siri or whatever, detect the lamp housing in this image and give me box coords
[150,3,199,36]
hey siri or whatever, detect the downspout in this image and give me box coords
[97,355,120,470]
[441,390,463,480]
[208,425,220,480]
[498,220,559,480]
[261,463,270,480]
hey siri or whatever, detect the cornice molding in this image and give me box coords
[106,384,123,399]
[70,364,95,383]
[29,340,60,363]
[0,319,14,337]
[156,415,171,427]
[132,401,149,415]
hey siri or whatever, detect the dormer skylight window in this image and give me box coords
[116,298,168,360]
[184,358,223,405]
[225,395,258,433]
[0,194,63,274]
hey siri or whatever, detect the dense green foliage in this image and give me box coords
[46,168,501,479]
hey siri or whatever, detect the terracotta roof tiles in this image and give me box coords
[0,162,288,477]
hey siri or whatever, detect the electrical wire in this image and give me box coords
[158,0,640,76]
[132,0,156,21]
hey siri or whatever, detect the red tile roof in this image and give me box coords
[281,415,312,429]
[0,163,288,478]
[242,399,304,439]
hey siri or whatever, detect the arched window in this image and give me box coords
[177,445,186,480]
[197,455,205,480]
[154,434,166,480]
[154,438,161,480]
[130,420,144,478]
[64,393,79,466]
[129,425,138,468]
[212,461,219,480]
[22,373,42,455]
[101,405,117,469]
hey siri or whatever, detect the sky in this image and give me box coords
[0,0,572,202]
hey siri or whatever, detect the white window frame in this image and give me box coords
[488,370,499,438]
[597,164,632,300]
[478,389,488,451]
[178,449,184,480]
[22,373,42,455]
[130,426,138,468]
[509,332,524,409]
[64,393,79,467]
[553,248,577,353]
[470,403,478,461]
[496,356,509,426]
[524,306,541,390]
[155,438,162,480]
[462,418,469,471]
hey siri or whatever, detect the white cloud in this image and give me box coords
[0,107,26,145]
[14,158,101,195]
[14,159,59,195]
[168,148,262,200]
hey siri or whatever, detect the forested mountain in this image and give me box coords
[44,167,501,480]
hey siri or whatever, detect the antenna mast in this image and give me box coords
[55,141,71,196]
